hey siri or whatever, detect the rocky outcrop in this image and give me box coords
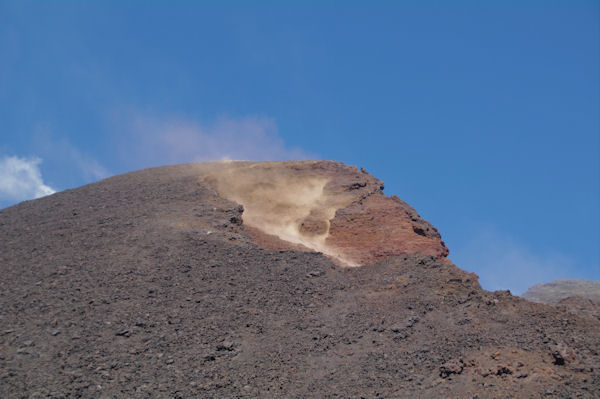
[327,192,448,264]
[203,160,448,266]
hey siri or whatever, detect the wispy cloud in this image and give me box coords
[0,155,55,206]
[452,227,580,295]
[116,113,313,169]
[1,113,309,207]
[32,132,110,182]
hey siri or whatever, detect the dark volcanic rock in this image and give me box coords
[0,161,598,398]
[552,343,577,365]
[556,296,600,320]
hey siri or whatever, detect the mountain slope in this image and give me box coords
[522,279,600,305]
[0,161,598,398]
[522,279,600,321]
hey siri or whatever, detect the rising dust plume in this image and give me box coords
[205,162,358,266]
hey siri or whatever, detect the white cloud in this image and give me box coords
[117,114,313,168]
[451,227,579,295]
[0,155,55,204]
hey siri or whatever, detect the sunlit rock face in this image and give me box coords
[204,160,448,266]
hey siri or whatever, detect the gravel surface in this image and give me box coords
[1,163,598,398]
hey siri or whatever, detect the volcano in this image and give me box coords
[0,161,598,398]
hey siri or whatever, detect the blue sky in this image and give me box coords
[1,1,598,294]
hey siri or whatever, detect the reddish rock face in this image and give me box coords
[326,192,449,265]
[204,160,448,266]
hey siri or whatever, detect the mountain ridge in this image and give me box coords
[0,161,598,398]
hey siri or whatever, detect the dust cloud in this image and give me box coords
[205,163,358,266]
